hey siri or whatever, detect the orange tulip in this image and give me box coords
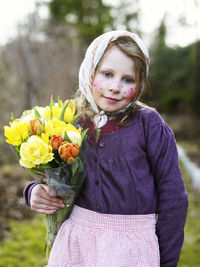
[50,134,64,151]
[58,141,80,164]
[29,118,44,135]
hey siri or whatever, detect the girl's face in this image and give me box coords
[91,45,137,113]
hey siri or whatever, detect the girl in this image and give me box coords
[24,30,188,267]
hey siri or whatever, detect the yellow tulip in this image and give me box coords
[39,133,50,145]
[4,120,29,146]
[43,106,61,120]
[64,107,75,123]
[64,123,81,134]
[21,109,32,118]
[63,100,76,122]
[44,119,68,137]
[19,136,54,168]
[44,119,81,137]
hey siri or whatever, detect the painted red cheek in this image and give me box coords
[125,88,136,99]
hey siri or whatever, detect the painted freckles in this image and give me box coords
[123,88,136,100]
[91,46,137,112]
[93,81,103,92]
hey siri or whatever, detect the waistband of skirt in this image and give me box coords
[70,205,156,231]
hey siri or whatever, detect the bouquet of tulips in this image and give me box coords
[4,96,87,258]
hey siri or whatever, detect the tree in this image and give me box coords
[112,0,141,35]
[147,18,195,114]
[48,0,114,44]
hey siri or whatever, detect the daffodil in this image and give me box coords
[4,120,29,146]
[19,136,54,168]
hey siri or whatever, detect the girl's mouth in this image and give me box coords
[103,96,120,103]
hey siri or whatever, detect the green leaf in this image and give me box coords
[59,101,69,121]
[16,145,20,157]
[63,132,72,143]
[50,95,55,120]
[50,95,54,106]
[81,128,88,144]
[57,96,63,108]
[69,112,83,124]
[71,158,79,176]
[37,163,52,169]
[34,108,41,118]
[10,112,15,122]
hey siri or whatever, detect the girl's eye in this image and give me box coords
[103,72,112,78]
[123,77,134,84]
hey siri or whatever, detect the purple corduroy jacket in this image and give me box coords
[24,107,188,267]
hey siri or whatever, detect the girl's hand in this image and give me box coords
[30,184,65,214]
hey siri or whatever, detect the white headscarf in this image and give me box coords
[78,30,150,128]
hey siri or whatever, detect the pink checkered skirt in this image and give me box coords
[47,205,160,267]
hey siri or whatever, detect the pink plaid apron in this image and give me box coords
[47,205,160,267]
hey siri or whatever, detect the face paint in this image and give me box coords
[78,30,150,120]
[91,46,137,113]
[92,81,102,92]
[124,88,135,100]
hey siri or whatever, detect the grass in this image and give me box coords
[0,216,47,267]
[178,163,200,266]
[0,164,199,266]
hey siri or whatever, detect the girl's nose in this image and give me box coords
[109,80,121,93]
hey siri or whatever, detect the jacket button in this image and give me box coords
[97,205,101,210]
[95,180,99,185]
[99,142,104,148]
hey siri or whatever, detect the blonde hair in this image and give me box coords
[76,36,148,123]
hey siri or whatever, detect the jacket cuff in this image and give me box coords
[23,181,40,206]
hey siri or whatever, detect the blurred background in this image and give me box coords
[0,0,200,266]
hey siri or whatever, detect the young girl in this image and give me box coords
[24,30,188,267]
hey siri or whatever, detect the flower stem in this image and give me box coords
[46,246,51,260]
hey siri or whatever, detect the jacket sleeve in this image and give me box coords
[23,181,40,206]
[146,114,188,267]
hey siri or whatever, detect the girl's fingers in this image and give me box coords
[39,184,64,205]
[31,200,65,214]
[30,184,64,211]
[31,207,58,215]
[31,198,65,210]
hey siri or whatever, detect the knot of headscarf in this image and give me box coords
[78,30,150,128]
